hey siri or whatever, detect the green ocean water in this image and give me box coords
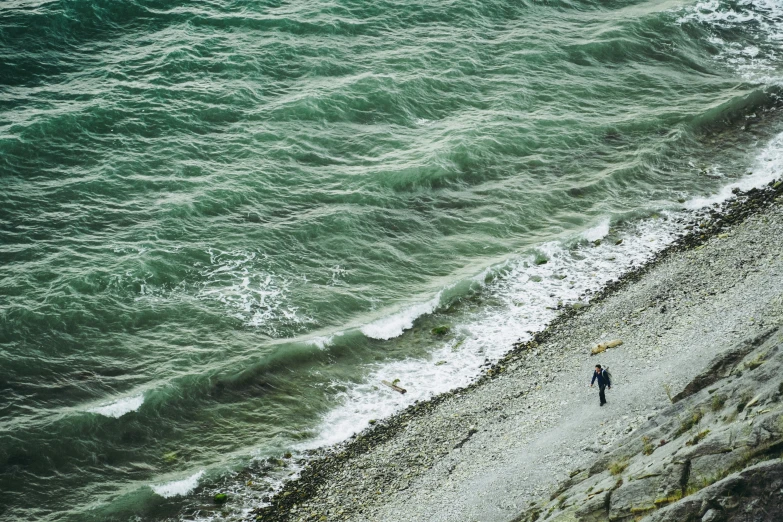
[2,0,783,519]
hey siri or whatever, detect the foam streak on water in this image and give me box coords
[197,249,308,332]
[686,131,783,208]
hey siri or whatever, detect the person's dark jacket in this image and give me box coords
[591,369,611,387]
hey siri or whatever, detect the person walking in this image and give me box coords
[590,364,611,406]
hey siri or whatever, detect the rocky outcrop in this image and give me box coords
[670,327,777,403]
[514,327,783,522]
[647,460,783,522]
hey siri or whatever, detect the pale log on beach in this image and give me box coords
[590,338,623,355]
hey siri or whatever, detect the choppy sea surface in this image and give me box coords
[2,0,783,520]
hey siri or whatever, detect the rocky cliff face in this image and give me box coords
[514,327,783,522]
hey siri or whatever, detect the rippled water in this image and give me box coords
[2,0,783,520]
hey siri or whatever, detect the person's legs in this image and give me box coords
[599,384,606,405]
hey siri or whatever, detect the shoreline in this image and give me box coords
[248,180,783,522]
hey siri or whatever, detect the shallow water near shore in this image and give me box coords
[2,0,783,520]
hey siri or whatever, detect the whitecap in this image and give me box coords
[582,218,611,242]
[360,293,442,340]
[307,334,338,350]
[150,470,205,498]
[88,394,144,418]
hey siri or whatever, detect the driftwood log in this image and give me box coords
[590,339,623,355]
[381,380,407,394]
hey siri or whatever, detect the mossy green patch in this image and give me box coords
[642,436,654,456]
[431,326,450,336]
[711,394,727,412]
[162,451,177,464]
[685,429,710,446]
[609,458,629,476]
[675,410,703,437]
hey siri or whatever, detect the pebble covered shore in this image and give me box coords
[250,181,783,522]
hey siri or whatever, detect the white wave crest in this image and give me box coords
[582,218,611,242]
[306,209,685,448]
[150,470,205,498]
[88,394,144,418]
[360,293,442,340]
[307,333,342,350]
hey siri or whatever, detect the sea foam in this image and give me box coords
[677,0,783,84]
[582,218,611,242]
[198,249,308,335]
[88,394,144,418]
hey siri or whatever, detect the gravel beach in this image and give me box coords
[251,184,783,522]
